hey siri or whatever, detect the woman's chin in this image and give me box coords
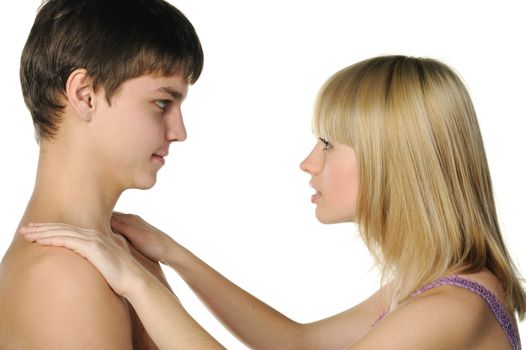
[315,209,355,224]
[315,211,336,225]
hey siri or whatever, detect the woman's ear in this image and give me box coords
[65,69,96,122]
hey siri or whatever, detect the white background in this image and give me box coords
[0,1,524,348]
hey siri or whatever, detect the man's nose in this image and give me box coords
[166,108,187,142]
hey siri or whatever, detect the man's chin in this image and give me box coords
[131,175,158,190]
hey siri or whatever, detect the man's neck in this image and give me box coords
[21,143,122,235]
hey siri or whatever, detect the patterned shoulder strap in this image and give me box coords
[413,275,521,350]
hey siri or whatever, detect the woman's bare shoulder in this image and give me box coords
[349,272,511,349]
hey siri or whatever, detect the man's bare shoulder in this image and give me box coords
[0,244,134,349]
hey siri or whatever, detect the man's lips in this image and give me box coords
[152,153,166,165]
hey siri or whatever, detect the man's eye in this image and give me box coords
[155,100,170,111]
[319,137,331,150]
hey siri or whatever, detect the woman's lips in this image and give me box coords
[309,182,321,203]
[311,192,321,203]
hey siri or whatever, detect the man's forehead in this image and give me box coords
[128,73,189,96]
[153,74,189,96]
[155,86,185,101]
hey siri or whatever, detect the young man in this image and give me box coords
[0,0,203,348]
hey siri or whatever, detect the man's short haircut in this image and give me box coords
[20,0,204,141]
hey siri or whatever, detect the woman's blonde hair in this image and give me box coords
[313,55,526,319]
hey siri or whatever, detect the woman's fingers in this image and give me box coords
[20,229,104,267]
[20,223,96,236]
[16,222,144,297]
[19,226,94,243]
[110,213,169,262]
[29,234,92,252]
[20,226,100,249]
[110,213,150,243]
[24,222,87,231]
[19,224,114,258]
[19,223,126,258]
[110,213,136,231]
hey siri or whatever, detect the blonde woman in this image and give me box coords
[20,56,524,349]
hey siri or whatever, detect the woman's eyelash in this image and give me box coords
[319,138,331,150]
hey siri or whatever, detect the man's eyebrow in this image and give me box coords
[156,87,184,100]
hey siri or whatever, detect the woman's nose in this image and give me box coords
[300,144,322,175]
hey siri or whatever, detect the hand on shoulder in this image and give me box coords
[10,245,135,349]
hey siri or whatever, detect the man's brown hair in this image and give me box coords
[21,0,204,141]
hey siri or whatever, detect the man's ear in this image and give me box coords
[65,69,96,122]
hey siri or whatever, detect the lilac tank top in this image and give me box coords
[374,276,522,350]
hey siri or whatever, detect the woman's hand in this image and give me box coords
[19,223,145,298]
[20,223,226,349]
[111,212,175,264]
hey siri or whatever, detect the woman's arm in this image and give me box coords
[19,220,501,350]
[110,214,385,349]
[19,223,225,350]
[125,266,225,350]
[154,238,387,349]
[21,219,384,349]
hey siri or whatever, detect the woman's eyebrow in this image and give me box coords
[156,87,184,100]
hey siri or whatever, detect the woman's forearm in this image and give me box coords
[126,270,226,350]
[164,241,303,350]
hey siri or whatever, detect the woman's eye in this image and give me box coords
[155,100,170,111]
[319,138,332,150]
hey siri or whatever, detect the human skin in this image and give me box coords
[0,72,189,349]
[300,138,360,223]
[18,139,516,349]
